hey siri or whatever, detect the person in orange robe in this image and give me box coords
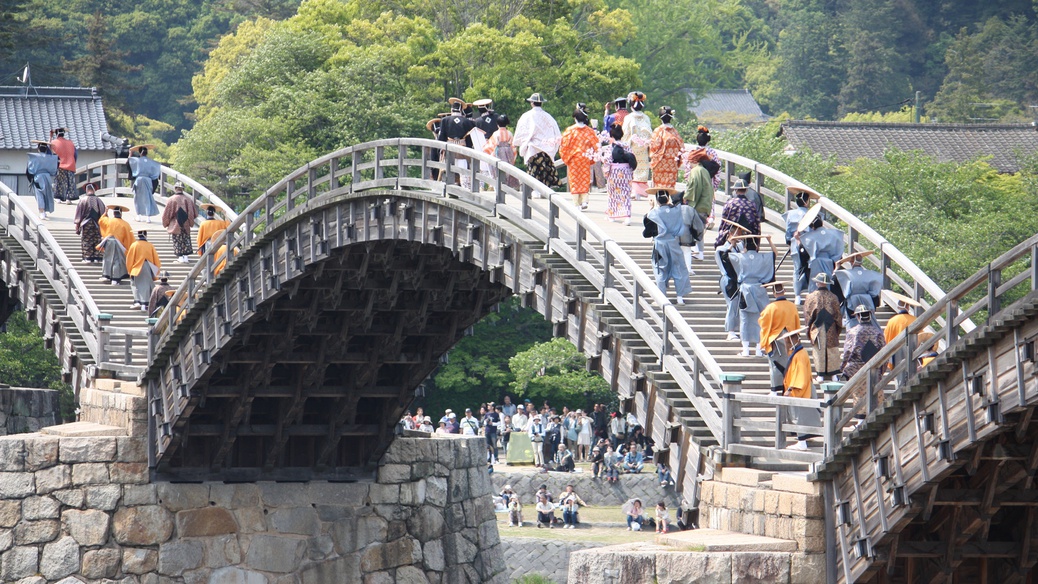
[197,205,231,256]
[758,282,801,393]
[559,107,600,210]
[779,327,820,451]
[649,107,683,189]
[207,229,237,276]
[125,231,161,310]
[884,294,920,381]
[102,205,134,250]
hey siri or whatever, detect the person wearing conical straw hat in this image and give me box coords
[162,181,198,263]
[126,231,161,311]
[101,204,134,249]
[804,273,844,382]
[759,282,801,391]
[208,229,236,277]
[27,140,57,219]
[147,271,174,318]
[716,219,750,341]
[728,234,777,356]
[559,106,600,210]
[794,201,844,294]
[776,327,821,451]
[126,145,160,222]
[74,183,106,263]
[513,92,561,190]
[644,188,692,304]
[833,250,882,328]
[841,303,886,413]
[649,106,683,190]
[883,291,921,345]
[197,204,231,256]
[782,187,816,304]
[715,178,760,248]
[96,205,132,285]
[436,98,479,189]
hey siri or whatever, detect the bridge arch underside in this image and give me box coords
[146,191,665,482]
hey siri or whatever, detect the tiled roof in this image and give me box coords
[0,86,110,151]
[780,120,1038,173]
[688,89,770,123]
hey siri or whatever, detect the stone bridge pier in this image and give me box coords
[0,424,506,583]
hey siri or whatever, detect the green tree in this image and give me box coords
[768,2,842,119]
[63,11,139,112]
[509,337,612,410]
[0,311,74,421]
[836,0,911,117]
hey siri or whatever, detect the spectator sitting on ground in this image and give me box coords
[622,443,645,473]
[657,462,675,487]
[604,444,622,483]
[655,501,670,533]
[499,484,517,508]
[508,495,524,527]
[589,446,604,479]
[535,494,555,528]
[552,443,575,472]
[560,484,588,529]
[626,499,645,531]
[535,483,553,503]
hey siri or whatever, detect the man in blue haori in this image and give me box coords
[782,187,815,304]
[795,204,844,293]
[833,251,883,327]
[127,145,160,222]
[729,234,777,357]
[717,219,751,341]
[26,141,58,219]
[644,188,691,305]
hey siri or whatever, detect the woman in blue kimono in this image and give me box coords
[644,189,691,304]
[127,145,160,222]
[26,142,57,219]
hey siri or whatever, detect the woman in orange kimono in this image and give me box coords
[559,107,601,209]
[649,106,683,189]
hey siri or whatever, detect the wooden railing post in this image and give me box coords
[721,374,745,450]
[822,382,844,459]
[988,267,1001,321]
[97,313,112,366]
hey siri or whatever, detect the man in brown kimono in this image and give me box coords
[161,182,198,263]
[804,272,843,382]
[147,271,174,318]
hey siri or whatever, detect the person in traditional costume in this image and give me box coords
[621,92,652,199]
[161,182,199,262]
[436,98,479,190]
[883,291,921,384]
[603,97,628,132]
[674,190,705,273]
[759,282,801,391]
[643,189,692,304]
[48,128,77,204]
[685,149,714,261]
[715,179,760,247]
[208,229,234,276]
[578,103,607,190]
[782,188,815,304]
[559,107,600,210]
[804,273,844,382]
[127,145,160,222]
[649,106,683,190]
[197,205,231,256]
[795,206,844,293]
[842,304,886,411]
[603,124,636,224]
[684,126,722,189]
[426,117,442,139]
[97,205,132,285]
[513,93,561,190]
[833,251,883,327]
[483,114,520,189]
[737,171,765,222]
[147,271,174,317]
[775,327,821,451]
[473,99,498,139]
[27,141,57,219]
[717,221,751,340]
[126,231,161,310]
[74,183,106,263]
[729,235,776,356]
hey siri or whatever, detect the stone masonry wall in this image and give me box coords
[77,379,146,437]
[490,471,681,508]
[0,387,59,436]
[500,538,603,584]
[0,433,506,584]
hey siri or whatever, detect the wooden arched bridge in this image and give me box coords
[0,137,1034,582]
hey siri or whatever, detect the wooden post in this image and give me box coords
[822,382,843,459]
[987,267,1001,321]
[97,313,112,366]
[721,374,745,450]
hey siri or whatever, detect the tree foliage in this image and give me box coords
[0,311,74,421]
[509,337,612,410]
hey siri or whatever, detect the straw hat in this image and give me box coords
[836,250,875,268]
[884,290,922,308]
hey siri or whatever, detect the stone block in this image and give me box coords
[113,505,174,545]
[378,464,412,484]
[156,483,209,512]
[14,519,60,545]
[771,473,822,496]
[63,508,110,546]
[258,482,309,508]
[363,571,394,584]
[268,506,319,536]
[0,439,25,471]
[425,476,448,507]
[22,496,60,520]
[655,551,731,584]
[122,548,158,574]
[423,540,445,572]
[72,462,109,485]
[34,465,70,494]
[0,472,35,498]
[53,488,85,508]
[60,437,118,463]
[0,500,19,528]
[158,539,204,576]
[396,565,430,584]
[791,553,826,584]
[308,482,369,507]
[726,484,747,510]
[400,481,426,506]
[123,485,158,505]
[778,492,793,517]
[85,484,123,510]
[203,534,241,567]
[234,507,266,533]
[380,438,418,465]
[407,505,445,543]
[764,491,780,515]
[24,438,59,471]
[451,532,479,564]
[1,546,38,581]
[369,483,400,505]
[39,536,79,580]
[307,535,334,561]
[117,437,148,463]
[244,534,306,573]
[753,490,766,512]
[110,462,149,484]
[332,514,387,554]
[731,552,790,584]
[176,508,238,537]
[720,467,775,487]
[209,567,269,584]
[299,556,360,584]
[210,483,260,509]
[81,547,121,579]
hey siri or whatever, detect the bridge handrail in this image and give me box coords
[145,137,731,445]
[820,231,1038,467]
[0,181,103,364]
